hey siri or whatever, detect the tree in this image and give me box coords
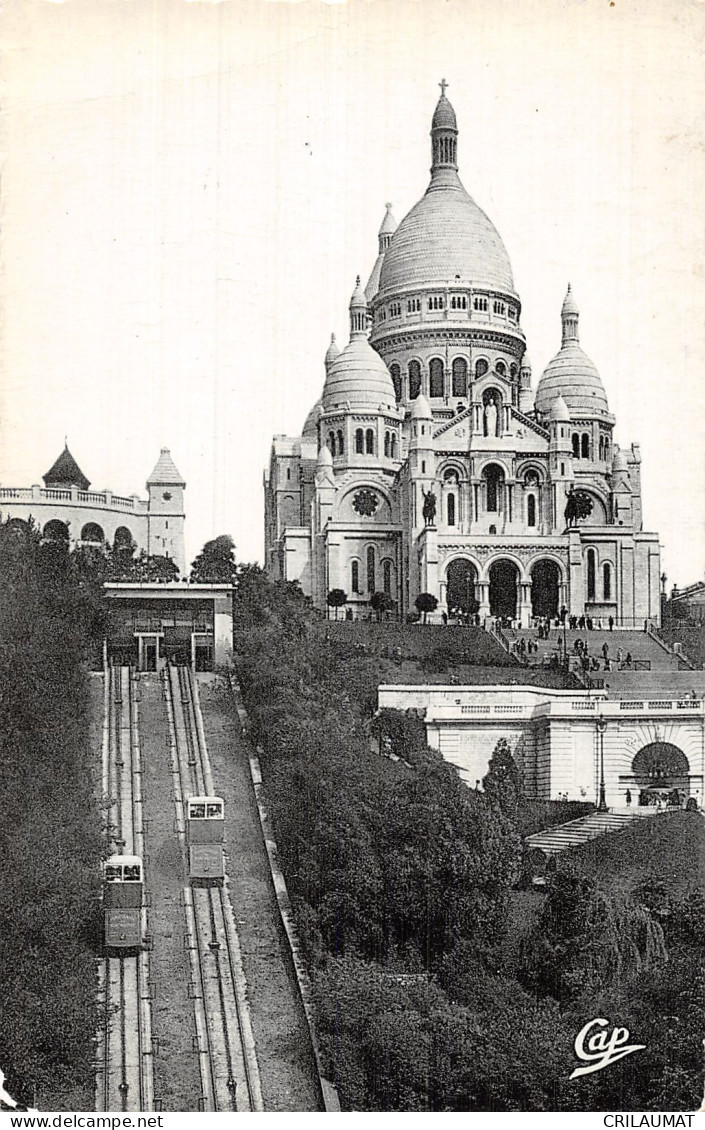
[415,592,438,624]
[482,738,521,812]
[370,590,394,621]
[190,534,237,584]
[327,588,348,620]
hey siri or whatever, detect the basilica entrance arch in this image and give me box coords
[488,559,519,620]
[632,742,690,800]
[446,558,478,614]
[531,559,560,619]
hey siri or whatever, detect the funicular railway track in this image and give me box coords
[96,666,154,1112]
[164,664,263,1112]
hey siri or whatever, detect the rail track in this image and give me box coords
[164,664,263,1112]
[96,666,154,1112]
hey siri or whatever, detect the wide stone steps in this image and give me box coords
[525,807,657,856]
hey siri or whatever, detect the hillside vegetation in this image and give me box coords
[232,568,705,1112]
[0,520,105,1109]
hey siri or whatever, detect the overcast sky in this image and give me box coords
[1,0,704,584]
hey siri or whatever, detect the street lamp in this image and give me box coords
[597,713,607,811]
[560,605,568,670]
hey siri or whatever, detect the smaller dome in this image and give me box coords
[432,93,457,131]
[411,393,433,419]
[302,400,322,438]
[562,283,579,317]
[317,444,333,468]
[322,339,397,412]
[550,394,570,423]
[612,447,629,473]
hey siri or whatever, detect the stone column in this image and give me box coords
[478,580,491,620]
[518,580,533,628]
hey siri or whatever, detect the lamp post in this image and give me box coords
[597,713,607,811]
[560,604,568,670]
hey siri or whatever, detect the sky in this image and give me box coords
[1,0,704,584]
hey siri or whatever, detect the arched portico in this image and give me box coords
[488,558,519,621]
[445,557,479,616]
[531,558,561,619]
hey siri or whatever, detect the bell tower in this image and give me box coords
[146,448,186,574]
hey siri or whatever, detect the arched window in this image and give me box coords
[390,434,397,458]
[452,357,468,397]
[365,428,375,455]
[351,560,360,594]
[337,430,344,455]
[429,358,444,398]
[114,526,134,551]
[383,559,393,595]
[587,548,596,600]
[355,428,364,454]
[408,360,422,399]
[475,358,488,379]
[509,363,518,379]
[43,519,70,543]
[286,467,291,480]
[81,522,104,544]
[384,432,390,457]
[366,546,375,593]
[390,362,402,400]
[527,494,536,527]
[581,433,590,460]
[447,493,456,526]
[603,562,612,601]
[328,431,335,452]
[572,433,580,458]
[495,360,506,376]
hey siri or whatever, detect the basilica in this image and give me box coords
[264,87,661,626]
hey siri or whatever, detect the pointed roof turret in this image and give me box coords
[349,275,369,339]
[147,448,185,487]
[366,205,398,302]
[561,283,580,344]
[325,333,340,369]
[43,444,90,491]
[378,203,397,250]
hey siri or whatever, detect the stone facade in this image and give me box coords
[264,89,661,627]
[378,683,705,804]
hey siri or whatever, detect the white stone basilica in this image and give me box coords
[264,87,661,626]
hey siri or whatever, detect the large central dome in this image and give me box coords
[377,91,516,298]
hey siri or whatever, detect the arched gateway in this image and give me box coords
[632,742,690,798]
[446,558,478,614]
[531,559,560,619]
[489,559,519,619]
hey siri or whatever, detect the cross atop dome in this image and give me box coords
[439,78,448,96]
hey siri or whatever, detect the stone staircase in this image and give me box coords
[525,806,658,857]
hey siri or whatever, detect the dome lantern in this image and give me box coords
[561,283,580,346]
[431,79,458,175]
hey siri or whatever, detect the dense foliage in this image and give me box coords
[233,569,705,1112]
[190,534,237,584]
[0,519,105,1108]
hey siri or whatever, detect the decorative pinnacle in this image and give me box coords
[439,78,448,96]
